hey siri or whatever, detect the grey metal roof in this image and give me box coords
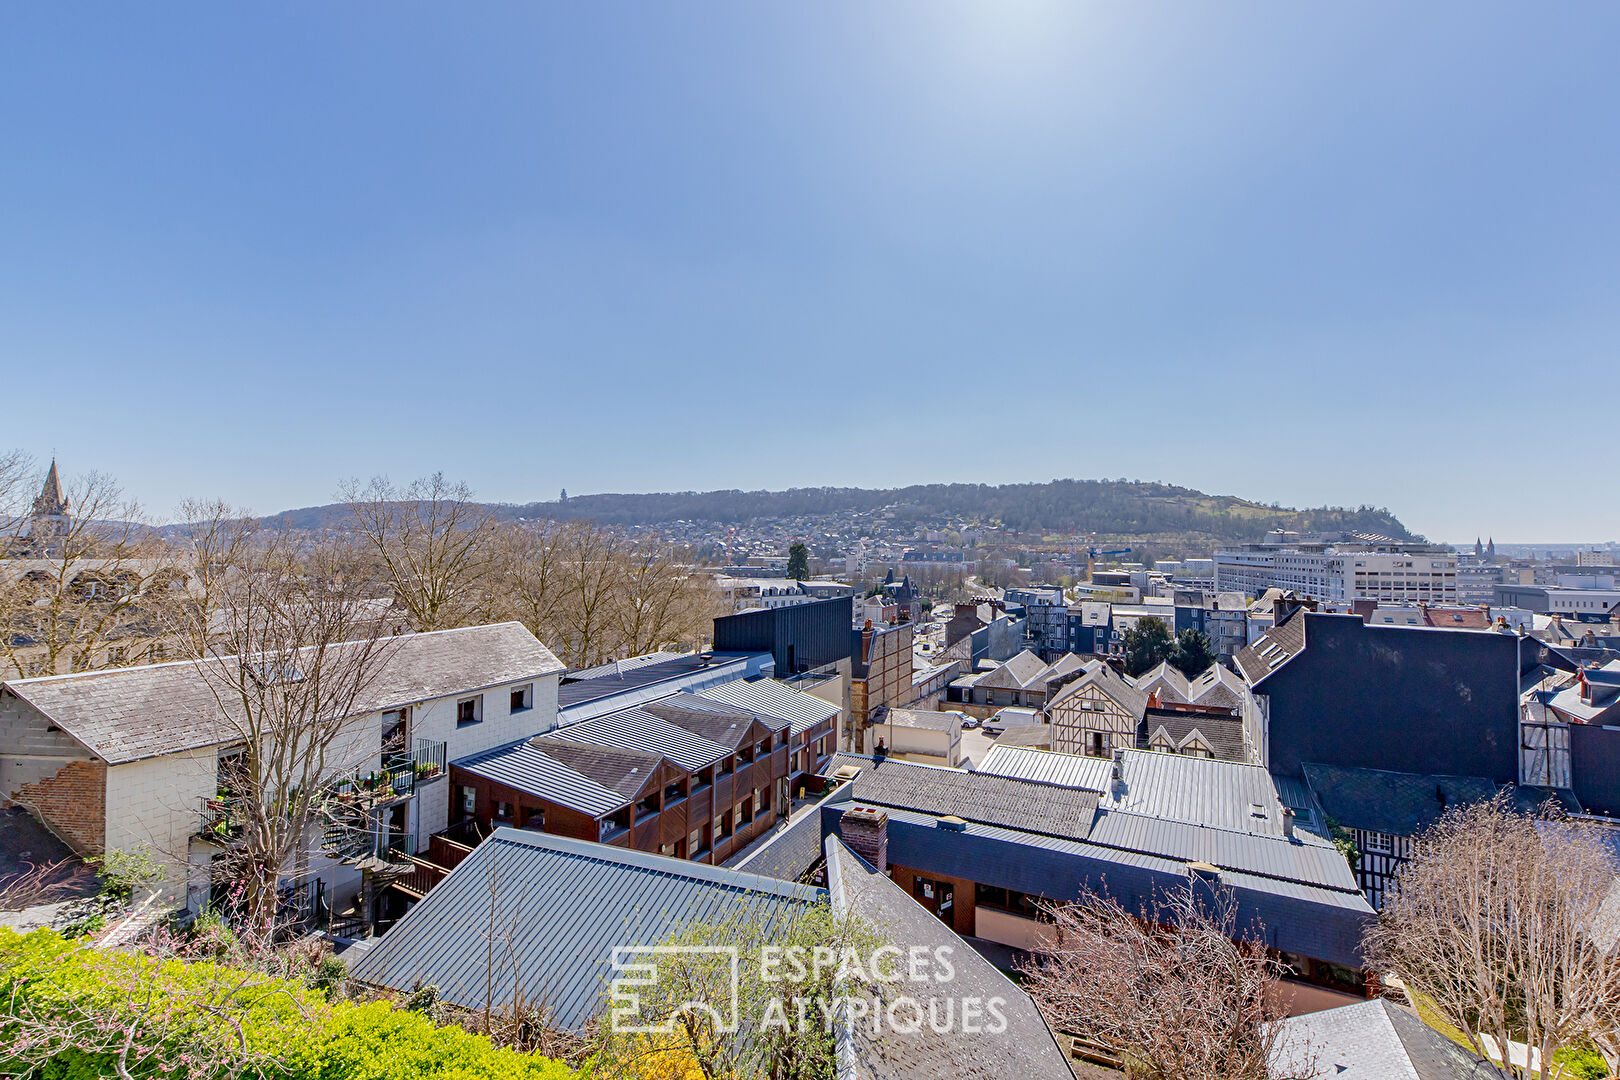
[972,746,1357,891]
[555,706,730,771]
[1273,999,1497,1079]
[642,694,781,745]
[659,690,791,733]
[4,622,563,765]
[453,740,631,818]
[695,678,838,737]
[348,828,824,1028]
[843,754,1099,840]
[824,838,1074,1080]
[565,652,692,682]
[976,744,1112,788]
[528,737,663,800]
[875,708,960,732]
[831,802,1374,968]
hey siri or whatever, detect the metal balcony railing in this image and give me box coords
[331,739,447,804]
[196,795,249,842]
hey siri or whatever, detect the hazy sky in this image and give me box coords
[2,4,1614,541]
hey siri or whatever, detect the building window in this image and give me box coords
[1365,832,1393,853]
[1090,731,1105,757]
[510,684,533,713]
[457,695,483,727]
[457,784,477,821]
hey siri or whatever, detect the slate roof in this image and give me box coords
[696,678,839,737]
[4,622,564,765]
[1234,611,1308,686]
[972,649,1049,692]
[824,838,1074,1080]
[730,798,831,882]
[1037,652,1090,685]
[347,829,823,1027]
[1183,663,1247,709]
[1047,661,1150,718]
[553,706,731,771]
[1273,999,1497,1079]
[840,753,1100,840]
[1302,763,1500,838]
[1133,661,1191,703]
[1142,709,1246,761]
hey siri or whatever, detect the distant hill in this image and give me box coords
[266,479,1417,545]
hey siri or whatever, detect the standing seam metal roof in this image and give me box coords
[695,678,839,737]
[349,830,823,1028]
[555,706,731,770]
[453,741,631,817]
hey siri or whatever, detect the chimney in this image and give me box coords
[1282,806,1296,840]
[839,807,888,873]
[1111,747,1125,786]
[861,621,874,663]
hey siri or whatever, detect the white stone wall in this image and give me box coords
[411,671,561,849]
[105,750,216,886]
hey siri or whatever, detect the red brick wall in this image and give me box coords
[9,759,107,855]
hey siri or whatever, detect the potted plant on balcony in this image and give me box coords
[414,760,441,780]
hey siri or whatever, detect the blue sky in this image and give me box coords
[2,3,1614,541]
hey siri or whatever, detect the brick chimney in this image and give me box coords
[839,806,888,873]
[861,620,875,663]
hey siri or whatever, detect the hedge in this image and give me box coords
[0,928,577,1080]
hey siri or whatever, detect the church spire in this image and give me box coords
[32,459,67,519]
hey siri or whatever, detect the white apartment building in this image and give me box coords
[1215,545,1457,604]
[0,622,564,927]
[714,576,820,613]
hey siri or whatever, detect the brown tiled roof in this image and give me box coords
[4,622,563,764]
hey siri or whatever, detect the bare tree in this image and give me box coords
[555,521,625,669]
[0,446,36,538]
[1364,793,1620,1080]
[0,470,175,678]
[183,529,403,932]
[1020,884,1305,1080]
[165,498,258,656]
[342,473,498,632]
[491,520,570,648]
[613,539,718,658]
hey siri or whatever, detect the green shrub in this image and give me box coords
[0,928,577,1080]
[1552,1042,1610,1080]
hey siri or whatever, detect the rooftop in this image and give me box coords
[4,622,563,765]
[347,829,823,1028]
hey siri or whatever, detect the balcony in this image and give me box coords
[331,739,446,805]
[196,795,249,842]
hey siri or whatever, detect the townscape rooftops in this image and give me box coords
[347,829,823,1028]
[696,677,839,737]
[829,752,1099,840]
[972,745,1359,893]
[556,652,725,709]
[527,736,664,800]
[971,649,1049,692]
[1047,660,1150,718]
[1143,710,1246,761]
[824,837,1075,1080]
[3,622,564,765]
